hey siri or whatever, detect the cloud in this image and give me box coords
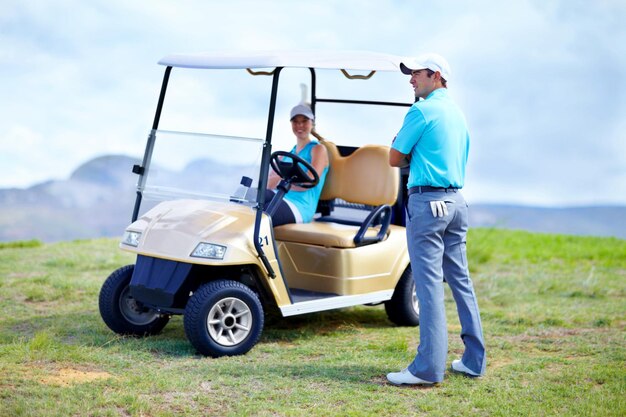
[449,1,626,205]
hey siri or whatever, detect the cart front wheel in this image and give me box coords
[99,265,170,336]
[184,280,264,357]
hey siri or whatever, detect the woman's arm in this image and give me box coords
[267,167,282,189]
[290,143,328,191]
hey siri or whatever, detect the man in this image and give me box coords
[386,53,486,386]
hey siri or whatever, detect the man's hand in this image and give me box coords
[430,201,449,217]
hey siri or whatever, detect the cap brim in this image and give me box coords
[400,62,428,75]
[290,114,314,121]
[399,63,413,75]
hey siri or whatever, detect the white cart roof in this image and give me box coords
[158,50,406,72]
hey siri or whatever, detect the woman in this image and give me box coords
[266,103,329,226]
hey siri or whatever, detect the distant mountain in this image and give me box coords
[1,155,625,242]
[0,155,140,243]
[469,204,626,240]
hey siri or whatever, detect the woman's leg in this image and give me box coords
[264,190,296,226]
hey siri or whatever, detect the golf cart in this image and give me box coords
[99,50,418,357]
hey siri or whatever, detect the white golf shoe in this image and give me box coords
[386,368,435,386]
[451,359,481,377]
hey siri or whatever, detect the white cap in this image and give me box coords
[400,53,451,81]
[290,103,315,121]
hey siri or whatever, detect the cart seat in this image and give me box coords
[273,220,387,248]
[273,142,399,248]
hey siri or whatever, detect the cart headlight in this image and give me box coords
[191,243,227,260]
[122,230,142,247]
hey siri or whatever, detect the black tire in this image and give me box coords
[184,280,264,357]
[385,266,420,326]
[99,264,170,336]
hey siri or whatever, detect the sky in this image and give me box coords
[1,0,625,207]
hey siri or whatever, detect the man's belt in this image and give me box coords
[408,186,459,195]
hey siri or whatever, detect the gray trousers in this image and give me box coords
[405,190,486,382]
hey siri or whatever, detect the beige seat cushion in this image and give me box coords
[274,221,388,248]
[320,142,399,206]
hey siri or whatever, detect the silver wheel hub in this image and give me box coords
[411,282,419,314]
[119,287,160,325]
[207,297,252,346]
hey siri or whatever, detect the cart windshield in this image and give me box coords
[140,129,264,204]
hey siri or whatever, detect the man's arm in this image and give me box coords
[389,106,424,168]
[389,148,411,168]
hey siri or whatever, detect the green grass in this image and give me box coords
[0,239,43,249]
[0,229,624,416]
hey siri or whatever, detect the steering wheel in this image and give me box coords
[270,151,320,189]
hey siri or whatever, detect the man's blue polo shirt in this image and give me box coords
[392,88,469,189]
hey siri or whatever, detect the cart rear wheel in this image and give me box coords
[99,265,170,336]
[385,266,420,326]
[184,280,264,357]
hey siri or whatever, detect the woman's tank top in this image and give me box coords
[282,140,329,223]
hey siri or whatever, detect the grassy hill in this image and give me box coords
[0,229,624,416]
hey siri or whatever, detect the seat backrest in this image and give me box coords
[320,141,399,206]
